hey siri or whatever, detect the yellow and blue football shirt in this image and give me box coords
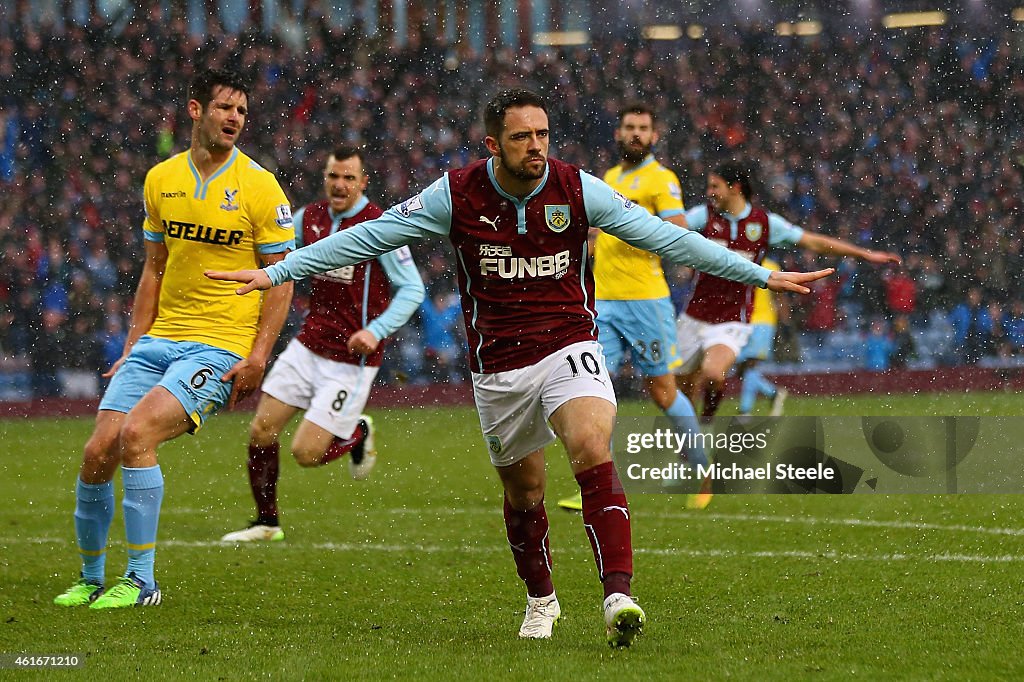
[142,148,295,357]
[595,155,685,300]
[749,258,780,326]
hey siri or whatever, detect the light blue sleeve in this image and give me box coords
[293,206,305,249]
[768,212,804,246]
[683,205,709,232]
[580,171,770,287]
[265,176,453,287]
[366,246,426,341]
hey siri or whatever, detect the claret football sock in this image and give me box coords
[248,442,280,520]
[575,461,633,598]
[74,479,115,584]
[665,391,708,468]
[603,572,632,598]
[503,495,554,598]
[122,465,164,590]
[319,426,364,466]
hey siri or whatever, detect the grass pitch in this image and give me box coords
[1,391,1023,679]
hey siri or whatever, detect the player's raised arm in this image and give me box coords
[795,229,902,265]
[581,171,832,292]
[207,176,453,294]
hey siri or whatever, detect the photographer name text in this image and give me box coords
[626,461,835,482]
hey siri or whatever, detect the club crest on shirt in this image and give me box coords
[745,221,763,242]
[220,188,240,211]
[545,204,570,232]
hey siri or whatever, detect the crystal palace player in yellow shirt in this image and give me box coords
[54,68,295,610]
[559,103,709,510]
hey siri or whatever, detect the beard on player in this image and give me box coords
[499,147,547,182]
[618,139,651,165]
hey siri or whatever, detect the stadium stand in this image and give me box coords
[1,8,1022,398]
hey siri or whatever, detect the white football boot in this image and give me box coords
[603,593,645,647]
[220,523,285,542]
[770,387,789,417]
[518,592,561,639]
[349,415,377,481]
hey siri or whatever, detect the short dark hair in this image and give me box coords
[484,89,547,138]
[188,68,250,108]
[618,102,655,126]
[715,161,753,200]
[331,146,367,174]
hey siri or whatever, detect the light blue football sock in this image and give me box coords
[665,391,708,468]
[74,479,115,584]
[740,367,778,413]
[752,369,778,400]
[745,366,761,413]
[122,466,164,589]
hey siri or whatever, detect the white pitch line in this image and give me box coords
[375,507,1024,537]
[160,505,1024,538]
[699,511,1024,537]
[4,536,1023,563]
[407,507,1024,537]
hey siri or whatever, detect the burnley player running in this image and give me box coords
[207,89,832,647]
[676,161,901,420]
[221,147,424,543]
[54,68,294,609]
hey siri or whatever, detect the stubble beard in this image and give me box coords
[199,119,237,155]
[618,140,651,165]
[500,147,546,182]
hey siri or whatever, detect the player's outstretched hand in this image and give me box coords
[766,268,835,295]
[204,269,272,295]
[863,250,903,266]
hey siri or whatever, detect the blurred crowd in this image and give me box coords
[1,8,1022,397]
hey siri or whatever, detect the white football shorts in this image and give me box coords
[675,313,753,374]
[472,340,617,467]
[261,339,379,438]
